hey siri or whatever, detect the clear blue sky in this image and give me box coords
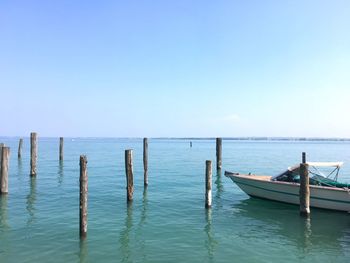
[1,0,349,137]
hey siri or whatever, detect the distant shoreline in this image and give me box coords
[156,137,350,141]
[1,136,350,141]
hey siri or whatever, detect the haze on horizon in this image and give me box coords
[1,1,349,138]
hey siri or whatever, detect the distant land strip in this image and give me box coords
[153,137,350,141]
[0,136,350,141]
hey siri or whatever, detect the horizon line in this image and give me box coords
[1,136,350,141]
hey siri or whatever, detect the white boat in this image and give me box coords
[225,162,350,212]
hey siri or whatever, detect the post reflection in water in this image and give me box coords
[0,195,9,230]
[140,188,148,226]
[17,158,23,177]
[26,177,37,225]
[214,169,223,202]
[301,217,312,254]
[136,188,148,262]
[234,198,350,257]
[58,160,64,186]
[204,208,216,262]
[79,238,88,263]
[119,202,133,263]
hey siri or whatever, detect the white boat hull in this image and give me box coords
[227,174,350,212]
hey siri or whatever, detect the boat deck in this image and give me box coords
[224,172,271,181]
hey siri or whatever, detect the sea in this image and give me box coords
[0,138,349,263]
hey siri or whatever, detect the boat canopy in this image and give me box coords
[272,161,343,181]
[288,162,343,171]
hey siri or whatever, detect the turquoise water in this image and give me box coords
[0,138,350,262]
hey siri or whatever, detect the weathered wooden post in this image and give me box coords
[79,155,88,238]
[30,132,37,176]
[143,138,148,186]
[0,147,10,194]
[125,149,134,202]
[59,137,64,161]
[205,160,212,208]
[300,152,310,216]
[18,138,23,159]
[216,138,222,169]
[0,143,4,176]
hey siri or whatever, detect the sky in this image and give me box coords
[1,0,350,138]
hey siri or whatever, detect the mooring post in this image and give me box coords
[205,160,212,208]
[18,138,23,159]
[0,147,10,194]
[79,155,88,238]
[143,138,148,187]
[125,149,134,202]
[216,138,222,170]
[300,152,310,216]
[0,143,4,177]
[59,137,64,161]
[30,132,37,176]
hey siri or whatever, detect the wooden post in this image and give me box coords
[79,155,88,238]
[0,143,4,177]
[205,160,212,208]
[125,149,134,202]
[59,137,64,161]
[18,138,23,159]
[302,152,306,164]
[0,147,10,194]
[216,138,222,169]
[30,132,37,176]
[143,138,148,186]
[299,162,310,216]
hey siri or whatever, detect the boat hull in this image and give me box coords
[227,174,350,212]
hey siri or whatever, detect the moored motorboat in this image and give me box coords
[225,162,350,212]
